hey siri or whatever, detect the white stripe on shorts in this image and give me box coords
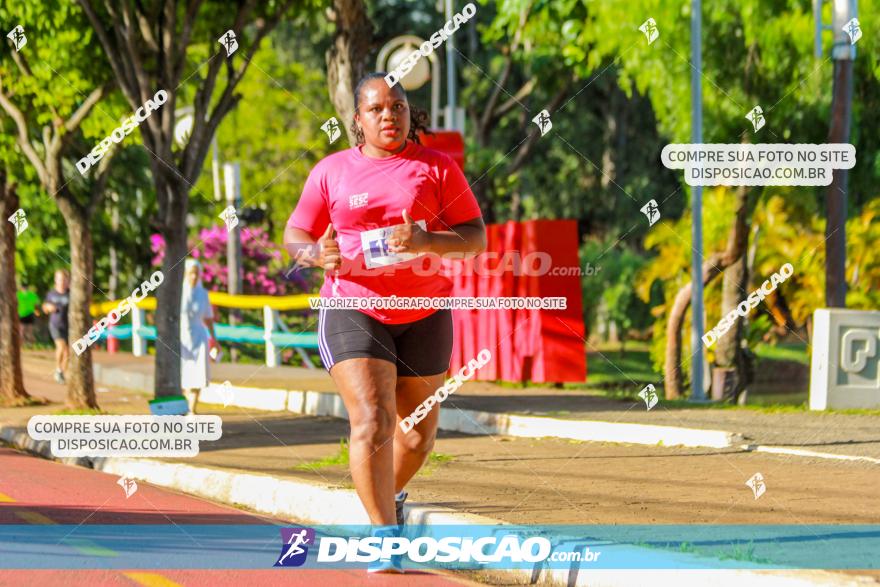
[318,308,334,369]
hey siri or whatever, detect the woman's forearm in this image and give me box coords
[283,225,321,267]
[425,223,487,258]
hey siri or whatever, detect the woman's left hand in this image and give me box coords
[388,209,431,254]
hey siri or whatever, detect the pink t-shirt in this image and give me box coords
[287,140,482,324]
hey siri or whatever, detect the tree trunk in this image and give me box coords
[715,254,747,368]
[325,0,374,145]
[764,289,795,335]
[0,174,32,406]
[664,186,750,399]
[664,285,690,399]
[154,185,188,397]
[109,194,119,299]
[510,191,521,222]
[56,198,98,409]
[713,252,749,401]
[600,84,618,191]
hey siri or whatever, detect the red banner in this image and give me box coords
[419,130,465,171]
[448,219,587,383]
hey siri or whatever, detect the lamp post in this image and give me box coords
[444,0,457,131]
[826,0,856,307]
[689,0,707,401]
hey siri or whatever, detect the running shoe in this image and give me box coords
[367,525,404,574]
[368,558,404,574]
[395,490,408,528]
[53,369,65,384]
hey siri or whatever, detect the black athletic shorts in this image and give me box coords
[49,322,68,342]
[318,308,453,377]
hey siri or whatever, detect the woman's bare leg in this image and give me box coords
[59,339,69,373]
[53,339,65,373]
[330,357,398,526]
[183,388,200,414]
[393,374,444,492]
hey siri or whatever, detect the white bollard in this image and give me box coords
[810,308,880,409]
[131,306,147,357]
[264,305,281,368]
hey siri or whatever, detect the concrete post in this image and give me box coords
[132,306,146,357]
[264,305,280,368]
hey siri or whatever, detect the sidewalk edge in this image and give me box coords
[198,382,741,449]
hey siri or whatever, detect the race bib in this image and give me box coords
[360,220,428,269]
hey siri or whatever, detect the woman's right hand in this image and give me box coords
[316,224,341,272]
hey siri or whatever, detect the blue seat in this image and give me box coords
[99,323,319,349]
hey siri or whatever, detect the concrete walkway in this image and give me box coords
[41,349,879,460]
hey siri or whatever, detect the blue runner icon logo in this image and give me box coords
[275,527,315,567]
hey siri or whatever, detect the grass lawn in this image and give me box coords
[580,342,659,387]
[582,340,810,384]
[545,340,878,414]
[753,341,810,365]
[293,438,455,474]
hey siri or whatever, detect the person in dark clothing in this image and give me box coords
[42,269,70,384]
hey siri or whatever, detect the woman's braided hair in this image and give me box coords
[350,72,431,145]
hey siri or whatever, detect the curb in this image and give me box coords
[742,444,880,465]
[94,364,742,449]
[198,382,742,449]
[94,363,154,395]
[0,423,870,587]
[93,366,877,461]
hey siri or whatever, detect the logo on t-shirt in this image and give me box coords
[349,192,369,209]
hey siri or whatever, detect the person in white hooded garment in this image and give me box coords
[180,259,218,411]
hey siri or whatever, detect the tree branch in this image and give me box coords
[42,126,52,155]
[160,0,176,92]
[174,0,204,80]
[11,50,62,121]
[87,142,118,216]
[63,84,108,134]
[136,4,159,52]
[507,80,570,175]
[0,76,49,186]
[10,50,33,78]
[479,55,513,133]
[77,0,141,107]
[118,1,157,122]
[187,0,294,181]
[478,0,532,130]
[193,0,255,135]
[494,78,536,119]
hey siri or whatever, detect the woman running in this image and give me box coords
[42,269,70,384]
[284,73,486,572]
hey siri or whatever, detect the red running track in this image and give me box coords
[0,447,479,587]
